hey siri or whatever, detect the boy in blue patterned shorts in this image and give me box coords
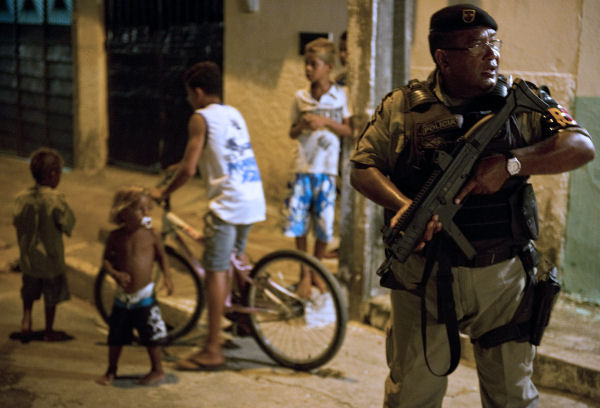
[285,37,352,297]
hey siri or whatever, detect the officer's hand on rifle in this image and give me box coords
[351,164,443,254]
[454,154,510,204]
[416,215,443,253]
[390,207,443,253]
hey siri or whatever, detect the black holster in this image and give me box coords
[473,248,561,349]
[530,266,560,345]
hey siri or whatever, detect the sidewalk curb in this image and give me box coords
[363,294,600,401]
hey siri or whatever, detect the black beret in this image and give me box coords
[430,4,497,33]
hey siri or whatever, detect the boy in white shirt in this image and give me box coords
[285,38,352,297]
[152,61,266,369]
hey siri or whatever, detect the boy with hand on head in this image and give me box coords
[151,61,266,370]
[285,37,352,297]
[13,147,75,342]
[97,186,173,386]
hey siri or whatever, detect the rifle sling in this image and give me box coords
[420,235,461,376]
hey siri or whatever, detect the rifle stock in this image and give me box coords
[381,79,549,266]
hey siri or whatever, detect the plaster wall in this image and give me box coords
[223,0,348,200]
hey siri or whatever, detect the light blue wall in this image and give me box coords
[563,97,600,303]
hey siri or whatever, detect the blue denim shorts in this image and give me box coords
[283,173,336,242]
[202,211,253,271]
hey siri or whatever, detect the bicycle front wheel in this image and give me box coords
[245,249,348,371]
[94,245,205,344]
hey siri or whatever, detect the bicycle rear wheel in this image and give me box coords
[94,245,205,343]
[244,249,347,371]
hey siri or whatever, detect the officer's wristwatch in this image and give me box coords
[503,151,521,176]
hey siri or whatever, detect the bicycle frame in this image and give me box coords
[160,204,205,280]
[157,200,306,317]
[95,177,346,369]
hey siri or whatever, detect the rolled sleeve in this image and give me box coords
[351,90,407,175]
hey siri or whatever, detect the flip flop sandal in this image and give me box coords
[175,358,225,372]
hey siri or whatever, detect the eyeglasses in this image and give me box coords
[441,39,502,56]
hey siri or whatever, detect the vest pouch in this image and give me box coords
[519,183,539,240]
[510,182,539,241]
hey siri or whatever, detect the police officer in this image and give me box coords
[350,4,595,408]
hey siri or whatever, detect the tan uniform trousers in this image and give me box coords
[384,256,538,408]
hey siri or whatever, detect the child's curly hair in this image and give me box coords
[183,61,221,96]
[29,147,63,183]
[109,186,150,225]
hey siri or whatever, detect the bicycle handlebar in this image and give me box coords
[151,170,178,210]
[152,170,204,242]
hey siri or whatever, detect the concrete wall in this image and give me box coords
[223,0,348,199]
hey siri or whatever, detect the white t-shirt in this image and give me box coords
[291,84,351,175]
[197,104,266,225]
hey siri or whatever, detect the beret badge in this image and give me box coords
[429,4,497,32]
[462,9,475,23]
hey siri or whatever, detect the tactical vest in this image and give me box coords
[389,76,534,253]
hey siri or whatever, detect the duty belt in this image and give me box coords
[450,245,522,268]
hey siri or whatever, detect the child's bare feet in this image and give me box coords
[311,274,328,294]
[95,372,115,385]
[297,271,328,299]
[21,319,31,340]
[296,275,313,299]
[136,370,165,385]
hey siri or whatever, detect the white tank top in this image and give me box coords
[197,104,266,225]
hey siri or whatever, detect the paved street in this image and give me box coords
[2,266,597,408]
[0,265,436,408]
[0,155,598,407]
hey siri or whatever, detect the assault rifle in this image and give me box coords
[379,79,550,270]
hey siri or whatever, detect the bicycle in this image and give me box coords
[94,191,348,371]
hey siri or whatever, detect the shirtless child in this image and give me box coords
[97,186,173,386]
